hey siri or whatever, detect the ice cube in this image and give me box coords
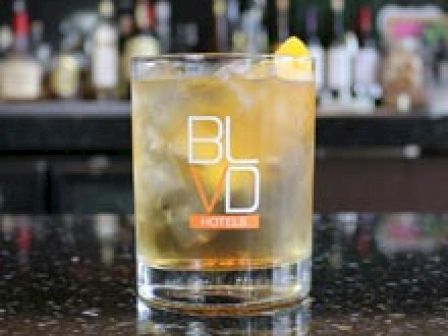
[137,134,217,249]
[133,79,189,137]
[159,189,217,248]
[214,59,252,79]
[147,84,188,132]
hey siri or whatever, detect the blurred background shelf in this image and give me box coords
[0,100,129,116]
[1,101,448,151]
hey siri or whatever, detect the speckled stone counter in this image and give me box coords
[0,214,447,335]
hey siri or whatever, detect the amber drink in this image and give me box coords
[132,54,315,313]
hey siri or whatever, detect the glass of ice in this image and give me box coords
[132,54,315,314]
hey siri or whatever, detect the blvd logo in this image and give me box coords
[188,116,260,230]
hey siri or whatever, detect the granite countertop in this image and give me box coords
[2,101,448,152]
[1,214,447,335]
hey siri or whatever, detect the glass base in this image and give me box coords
[137,258,311,315]
[137,297,312,335]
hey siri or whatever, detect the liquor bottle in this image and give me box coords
[0,24,12,58]
[353,6,381,101]
[382,37,425,111]
[118,0,135,51]
[276,0,290,45]
[326,0,351,100]
[51,34,81,99]
[0,24,12,100]
[122,0,160,97]
[213,0,229,51]
[118,0,135,99]
[155,0,171,53]
[240,0,268,53]
[306,5,325,94]
[254,0,269,53]
[428,36,448,113]
[130,0,160,56]
[227,0,240,43]
[228,0,245,52]
[31,20,52,99]
[0,0,43,101]
[92,0,119,100]
[31,21,44,53]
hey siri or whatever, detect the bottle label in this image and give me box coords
[354,48,379,86]
[52,55,80,98]
[93,44,118,88]
[1,59,42,100]
[327,46,351,91]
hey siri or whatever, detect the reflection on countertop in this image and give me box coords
[0,214,447,335]
[137,300,311,335]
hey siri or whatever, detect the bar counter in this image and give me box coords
[1,214,447,335]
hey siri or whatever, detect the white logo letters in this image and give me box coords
[188,116,260,213]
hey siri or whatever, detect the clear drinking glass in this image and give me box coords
[132,54,315,314]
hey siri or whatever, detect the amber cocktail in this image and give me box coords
[132,54,315,313]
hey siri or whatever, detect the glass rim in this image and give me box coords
[131,53,314,64]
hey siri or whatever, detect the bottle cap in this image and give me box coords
[14,13,29,37]
[135,1,148,30]
[213,0,226,16]
[360,6,372,33]
[13,0,29,37]
[99,0,115,18]
[147,1,156,28]
[331,0,344,12]
[306,6,318,35]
